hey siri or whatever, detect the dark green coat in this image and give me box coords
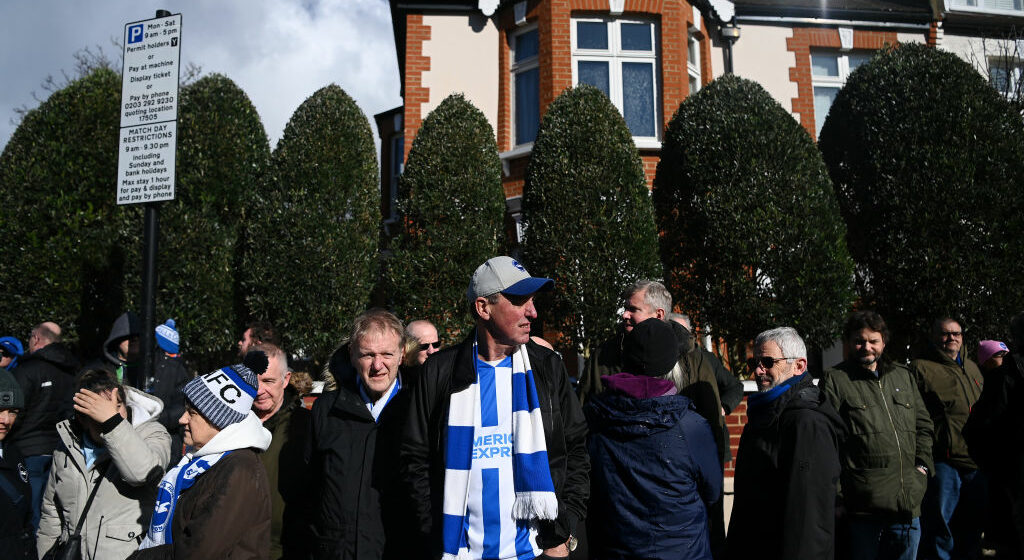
[821,360,934,519]
[911,346,984,470]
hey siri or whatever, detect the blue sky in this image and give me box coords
[0,0,403,151]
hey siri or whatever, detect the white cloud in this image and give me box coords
[0,0,403,152]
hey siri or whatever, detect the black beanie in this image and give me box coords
[622,318,679,377]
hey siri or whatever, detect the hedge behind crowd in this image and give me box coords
[384,94,505,341]
[0,68,123,354]
[819,44,1024,348]
[245,85,379,365]
[523,84,662,355]
[654,74,854,349]
[123,73,271,369]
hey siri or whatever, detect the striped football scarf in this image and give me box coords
[441,335,558,560]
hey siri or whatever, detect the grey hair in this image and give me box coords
[623,280,672,316]
[661,362,686,392]
[251,343,288,382]
[754,327,807,361]
[469,293,502,320]
[350,308,405,349]
[668,312,692,330]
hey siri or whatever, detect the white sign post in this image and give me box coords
[116,13,181,205]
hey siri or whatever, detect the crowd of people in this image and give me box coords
[0,255,1021,560]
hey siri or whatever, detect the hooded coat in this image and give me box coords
[10,343,80,456]
[585,374,721,560]
[911,345,984,470]
[727,374,845,560]
[129,412,273,560]
[0,440,35,559]
[37,387,171,560]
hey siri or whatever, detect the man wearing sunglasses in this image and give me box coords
[406,320,441,366]
[727,327,844,560]
[820,311,933,560]
[912,318,986,560]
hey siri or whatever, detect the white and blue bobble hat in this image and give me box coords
[182,351,267,429]
[155,319,179,354]
[467,256,554,307]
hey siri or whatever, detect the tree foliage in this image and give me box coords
[523,84,661,354]
[384,94,505,341]
[654,74,854,348]
[244,85,378,364]
[819,43,1024,347]
[124,73,271,369]
[0,68,124,354]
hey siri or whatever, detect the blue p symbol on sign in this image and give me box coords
[128,24,144,44]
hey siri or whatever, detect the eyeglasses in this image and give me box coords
[418,342,441,351]
[747,356,795,371]
[940,331,963,338]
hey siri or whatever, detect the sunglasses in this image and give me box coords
[418,342,441,351]
[746,356,795,371]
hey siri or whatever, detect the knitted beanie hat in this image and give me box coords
[0,336,24,357]
[978,340,1009,366]
[183,351,267,429]
[0,368,24,409]
[622,318,679,378]
[155,319,179,354]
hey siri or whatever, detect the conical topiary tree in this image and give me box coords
[0,68,123,353]
[244,84,379,365]
[522,84,662,356]
[819,43,1024,351]
[384,94,505,342]
[123,73,272,370]
[654,74,854,350]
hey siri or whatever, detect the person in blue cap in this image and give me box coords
[0,337,23,371]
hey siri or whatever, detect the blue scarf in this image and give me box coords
[357,374,402,422]
[139,451,233,548]
[748,373,807,413]
[440,335,556,560]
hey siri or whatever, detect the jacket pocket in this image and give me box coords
[104,523,142,543]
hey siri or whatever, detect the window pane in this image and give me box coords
[688,36,699,66]
[515,67,539,144]
[577,21,608,50]
[515,29,538,63]
[811,52,840,77]
[622,62,656,137]
[990,64,1010,92]
[847,52,873,73]
[813,86,839,137]
[578,61,610,96]
[621,23,653,51]
[689,75,699,95]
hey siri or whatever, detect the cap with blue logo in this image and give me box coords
[467,256,554,307]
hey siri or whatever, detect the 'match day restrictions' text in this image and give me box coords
[117,14,181,205]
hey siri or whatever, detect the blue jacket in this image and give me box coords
[585,378,722,560]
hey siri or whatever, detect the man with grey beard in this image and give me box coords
[727,327,844,560]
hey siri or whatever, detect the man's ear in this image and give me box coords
[655,308,666,320]
[474,297,491,321]
[794,357,808,376]
[284,370,292,385]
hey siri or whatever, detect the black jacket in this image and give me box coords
[0,441,35,559]
[303,357,411,560]
[10,343,79,456]
[400,335,590,558]
[966,352,1024,492]
[727,374,845,560]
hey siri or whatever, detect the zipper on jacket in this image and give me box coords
[877,377,907,501]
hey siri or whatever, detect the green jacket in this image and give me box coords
[258,387,311,559]
[911,346,984,470]
[821,360,934,519]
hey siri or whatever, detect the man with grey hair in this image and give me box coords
[301,309,412,559]
[727,327,845,560]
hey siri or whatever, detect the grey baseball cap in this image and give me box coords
[467,256,554,306]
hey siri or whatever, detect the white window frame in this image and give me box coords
[947,0,1024,16]
[811,49,871,138]
[687,30,701,95]
[510,25,540,148]
[988,56,1024,99]
[571,16,661,147]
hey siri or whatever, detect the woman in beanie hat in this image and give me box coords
[132,353,273,560]
[584,318,722,560]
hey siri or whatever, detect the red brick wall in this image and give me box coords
[404,14,431,163]
[787,27,899,140]
[724,398,748,477]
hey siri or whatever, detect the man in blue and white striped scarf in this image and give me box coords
[401,257,590,560]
